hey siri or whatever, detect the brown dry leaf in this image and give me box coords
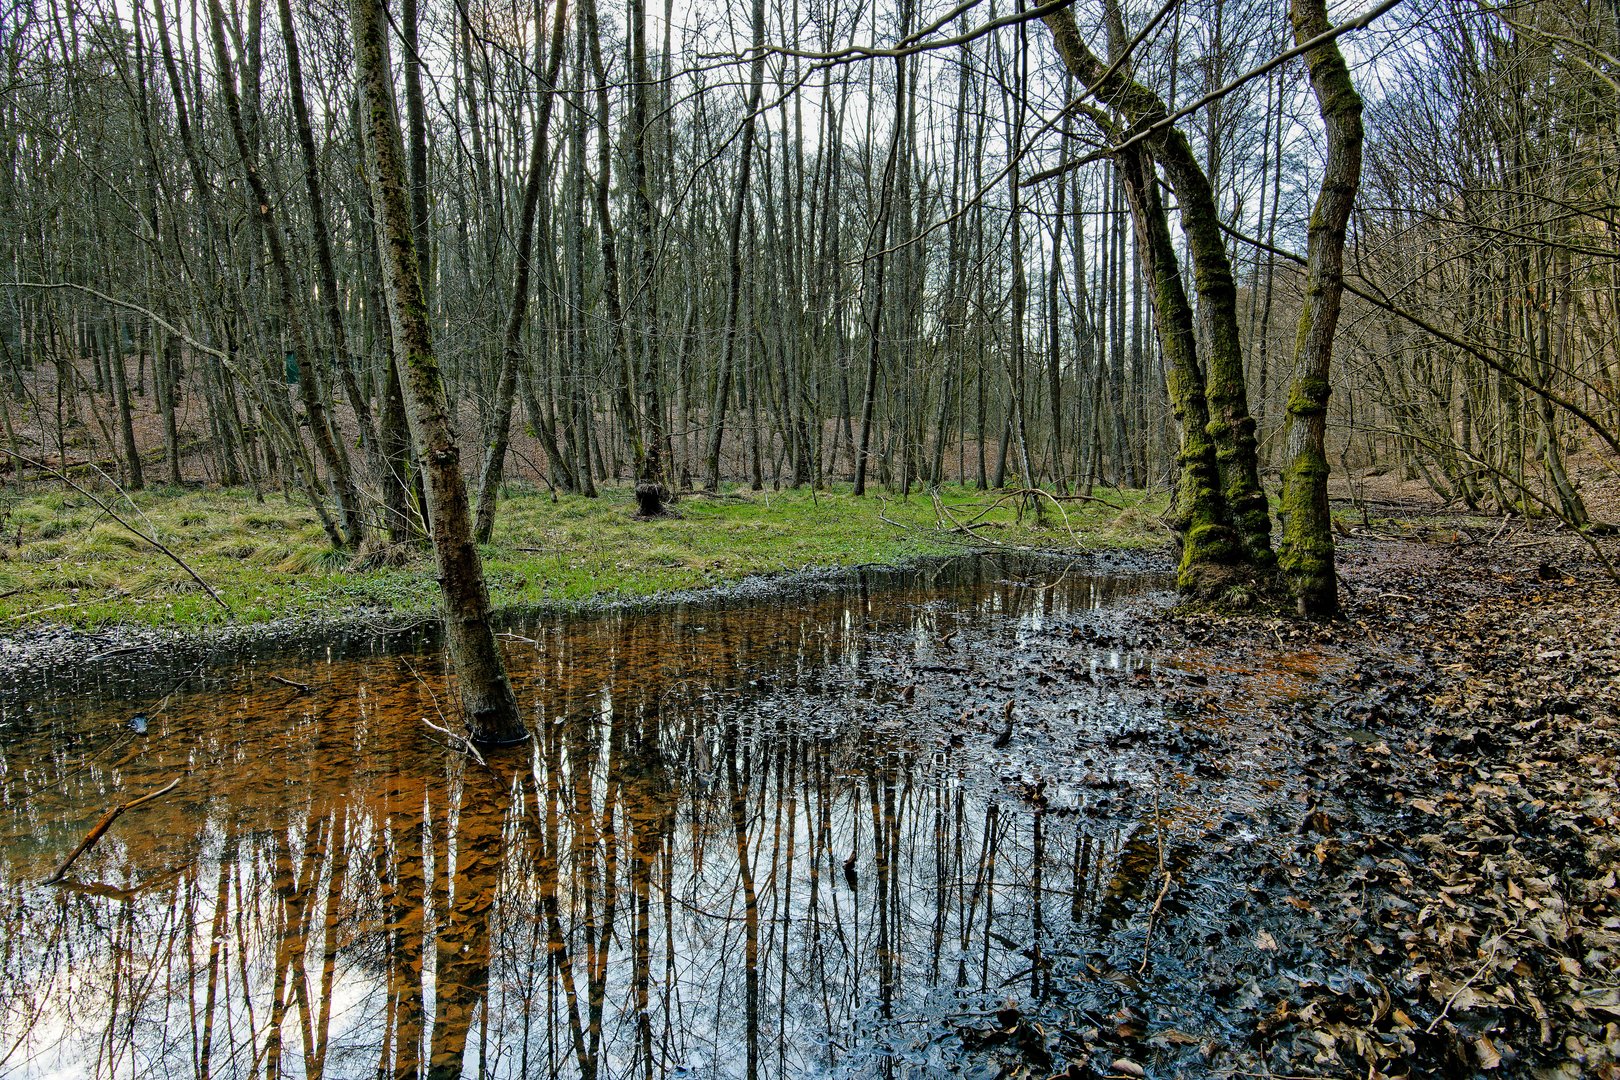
[1255,929,1279,951]
[1475,1034,1502,1070]
[1109,1058,1146,1078]
[1149,1029,1200,1046]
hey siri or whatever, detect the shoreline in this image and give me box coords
[0,545,1176,702]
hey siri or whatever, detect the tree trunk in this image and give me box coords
[1044,6,1274,595]
[1045,4,1274,565]
[473,0,568,542]
[854,52,906,498]
[703,0,767,491]
[353,0,526,746]
[110,325,144,490]
[1116,143,1241,592]
[206,0,364,549]
[1278,0,1365,617]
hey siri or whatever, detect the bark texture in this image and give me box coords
[1043,7,1274,594]
[352,0,527,745]
[1279,0,1364,617]
[1114,141,1243,591]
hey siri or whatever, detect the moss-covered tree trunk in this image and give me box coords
[1279,0,1364,617]
[1044,4,1274,570]
[1154,135,1274,567]
[1115,143,1243,592]
[1043,7,1271,595]
[353,0,527,746]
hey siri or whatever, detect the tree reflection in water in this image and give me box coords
[0,558,1161,1078]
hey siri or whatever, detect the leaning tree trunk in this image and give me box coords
[1115,141,1243,592]
[1043,5,1275,570]
[1278,0,1364,617]
[703,0,766,491]
[206,0,365,550]
[353,0,527,746]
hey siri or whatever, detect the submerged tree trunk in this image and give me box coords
[353,0,527,746]
[1278,0,1364,617]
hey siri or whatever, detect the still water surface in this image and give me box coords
[1,556,1169,1079]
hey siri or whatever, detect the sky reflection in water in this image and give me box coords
[0,556,1166,1079]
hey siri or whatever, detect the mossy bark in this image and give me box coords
[353,0,527,746]
[1044,9,1264,597]
[1042,5,1274,570]
[1115,145,1242,592]
[1156,135,1273,568]
[1278,0,1364,617]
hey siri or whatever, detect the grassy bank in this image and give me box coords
[0,483,1169,629]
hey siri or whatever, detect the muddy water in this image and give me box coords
[0,556,1182,1079]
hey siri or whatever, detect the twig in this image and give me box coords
[43,777,181,885]
[498,631,546,647]
[1425,930,1512,1034]
[267,674,312,694]
[1487,515,1514,546]
[423,716,489,768]
[1139,788,1173,973]
[403,659,491,768]
[1138,871,1174,974]
[1049,492,1126,511]
[932,491,1014,546]
[876,496,913,532]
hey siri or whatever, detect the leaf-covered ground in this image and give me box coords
[958,516,1619,1079]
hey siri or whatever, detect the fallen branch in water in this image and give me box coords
[267,675,312,693]
[423,716,489,768]
[43,777,181,885]
[402,658,493,769]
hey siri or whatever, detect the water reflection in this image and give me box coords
[1,556,1164,1078]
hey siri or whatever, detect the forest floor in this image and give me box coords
[954,511,1620,1079]
[4,466,1617,1079]
[0,481,1166,629]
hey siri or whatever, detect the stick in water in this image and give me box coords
[43,777,181,885]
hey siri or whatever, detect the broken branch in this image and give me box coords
[43,777,181,885]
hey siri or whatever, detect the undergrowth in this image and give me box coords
[0,482,1168,629]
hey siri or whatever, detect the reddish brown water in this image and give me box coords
[0,557,1177,1079]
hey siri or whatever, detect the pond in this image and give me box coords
[0,554,1310,1079]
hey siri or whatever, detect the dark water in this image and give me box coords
[0,556,1182,1079]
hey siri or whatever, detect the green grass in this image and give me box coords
[0,482,1169,630]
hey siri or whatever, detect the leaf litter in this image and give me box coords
[944,524,1620,1079]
